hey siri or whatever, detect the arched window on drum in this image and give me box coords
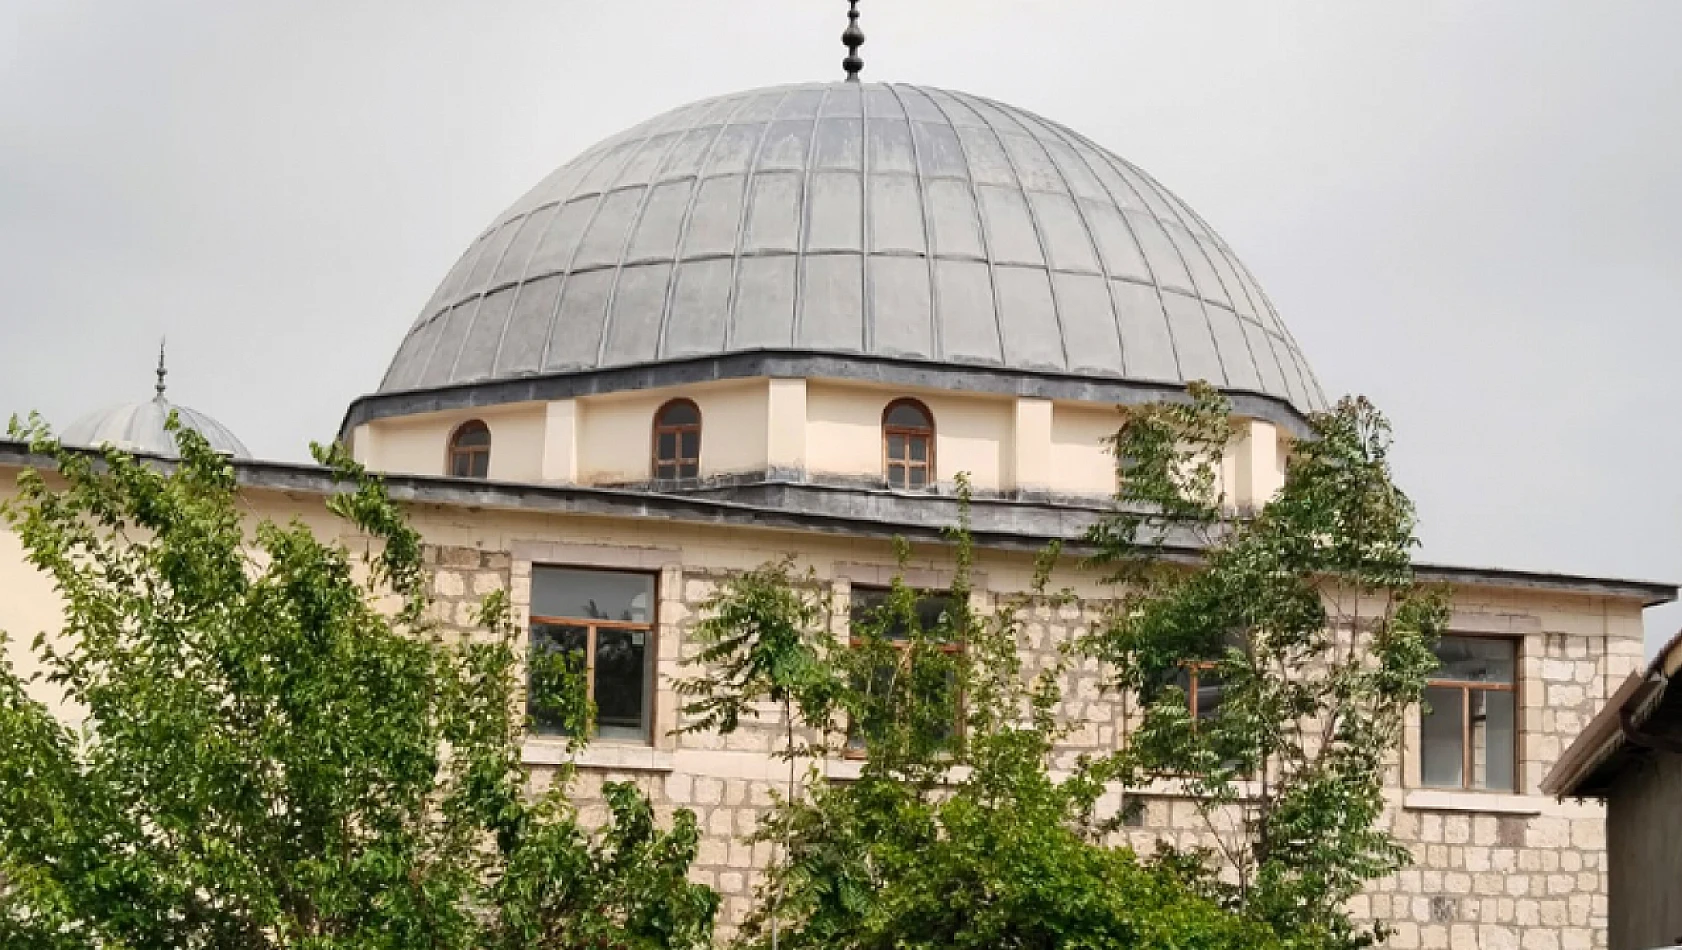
[651,399,701,480]
[883,399,934,490]
[447,420,492,479]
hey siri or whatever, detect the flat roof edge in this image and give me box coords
[1,440,1674,606]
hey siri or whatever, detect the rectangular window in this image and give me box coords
[529,567,656,742]
[845,585,962,755]
[1420,636,1517,792]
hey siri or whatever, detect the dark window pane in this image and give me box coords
[1194,670,1224,720]
[887,434,905,459]
[594,627,649,738]
[529,623,588,734]
[453,422,491,448]
[532,568,654,623]
[452,454,472,478]
[909,436,927,462]
[679,462,699,479]
[680,431,699,458]
[887,464,905,488]
[1471,688,1515,792]
[659,401,700,426]
[1421,686,1465,789]
[850,587,954,641]
[657,432,678,459]
[1433,636,1516,684]
[909,467,927,488]
[469,452,489,479]
[885,401,931,428]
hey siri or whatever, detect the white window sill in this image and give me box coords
[522,739,675,772]
[1402,789,1542,815]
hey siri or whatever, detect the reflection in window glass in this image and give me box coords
[1472,688,1515,792]
[1421,685,1465,789]
[529,568,656,742]
[1434,636,1517,683]
[845,585,962,756]
[593,627,648,733]
[1420,637,1517,792]
[531,568,652,622]
[849,586,954,640]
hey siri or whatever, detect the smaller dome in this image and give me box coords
[61,399,251,459]
[60,347,252,459]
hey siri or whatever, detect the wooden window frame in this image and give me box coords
[447,419,492,479]
[1183,661,1220,726]
[843,585,964,759]
[882,398,935,490]
[527,567,659,742]
[1421,636,1520,792]
[651,398,702,480]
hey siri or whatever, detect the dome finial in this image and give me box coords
[842,0,864,82]
[154,338,168,400]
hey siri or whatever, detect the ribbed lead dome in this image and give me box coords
[380,82,1325,414]
[61,398,251,459]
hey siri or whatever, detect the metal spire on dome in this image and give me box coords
[842,0,864,82]
[154,339,168,400]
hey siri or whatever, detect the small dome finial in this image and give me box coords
[842,0,864,82]
[154,338,168,400]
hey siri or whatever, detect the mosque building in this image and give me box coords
[1,9,1672,948]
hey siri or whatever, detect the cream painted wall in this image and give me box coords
[806,381,1011,490]
[805,382,879,480]
[0,520,72,719]
[576,380,769,485]
[364,404,547,482]
[1050,402,1122,496]
[351,383,1313,505]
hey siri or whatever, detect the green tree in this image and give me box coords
[0,415,716,949]
[682,481,1287,950]
[1087,385,1448,948]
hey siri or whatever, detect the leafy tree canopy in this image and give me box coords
[0,415,716,950]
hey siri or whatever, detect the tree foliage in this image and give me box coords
[1087,384,1448,947]
[682,481,1287,950]
[0,415,716,949]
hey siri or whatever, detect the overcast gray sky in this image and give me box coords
[2,1,1678,650]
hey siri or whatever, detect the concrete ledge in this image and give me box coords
[523,740,676,772]
[1402,789,1544,816]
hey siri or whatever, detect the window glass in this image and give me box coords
[532,568,653,623]
[652,399,701,480]
[1421,637,1517,792]
[885,401,931,427]
[659,401,700,426]
[453,422,491,448]
[1421,685,1465,788]
[1434,636,1516,683]
[528,568,657,742]
[449,421,492,479]
[845,585,961,756]
[849,586,955,641]
[594,627,649,733]
[530,623,588,734]
[1471,688,1515,792]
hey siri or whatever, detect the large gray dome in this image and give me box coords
[379,82,1325,414]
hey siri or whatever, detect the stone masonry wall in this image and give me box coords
[421,542,1637,948]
